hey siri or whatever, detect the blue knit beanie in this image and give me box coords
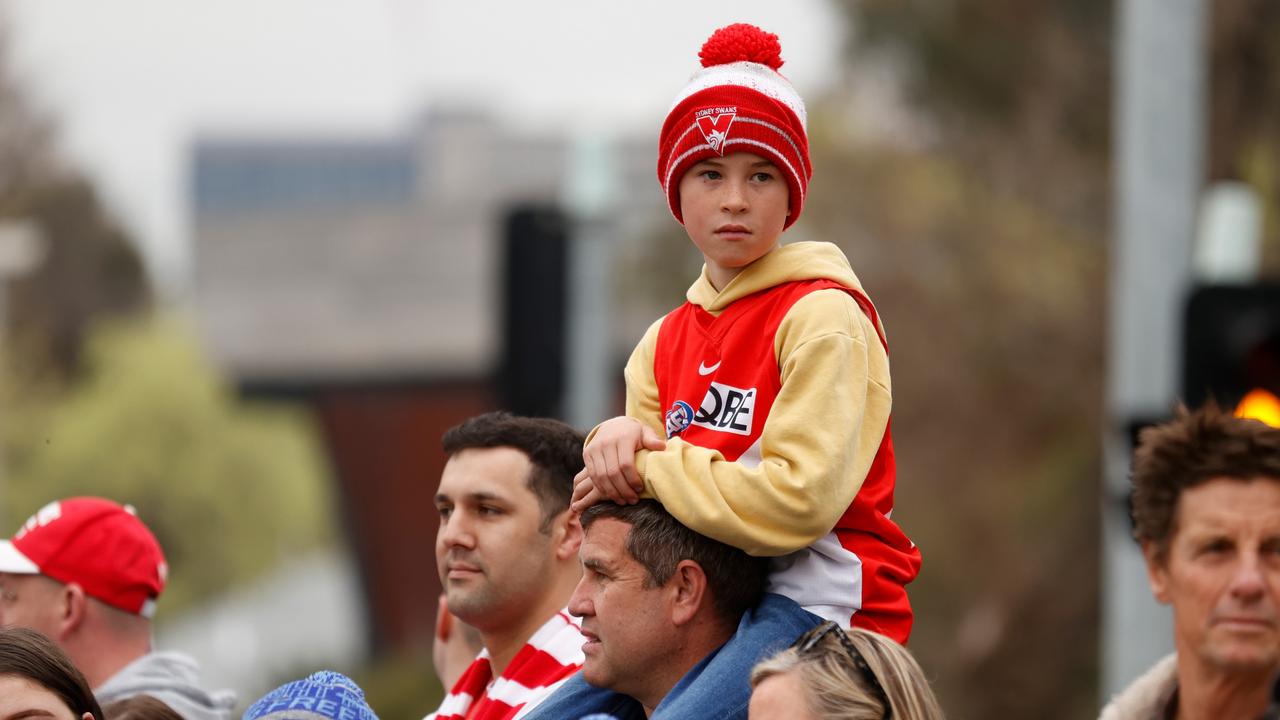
[242,671,379,720]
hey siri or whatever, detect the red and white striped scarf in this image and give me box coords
[424,610,585,720]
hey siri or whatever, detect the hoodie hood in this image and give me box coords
[686,241,867,313]
[95,651,237,720]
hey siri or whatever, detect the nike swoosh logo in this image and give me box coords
[698,361,721,376]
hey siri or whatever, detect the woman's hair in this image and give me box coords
[0,626,104,720]
[751,626,945,720]
[102,695,182,720]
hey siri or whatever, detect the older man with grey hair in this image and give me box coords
[1101,404,1280,720]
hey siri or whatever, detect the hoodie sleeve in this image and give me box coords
[626,288,892,556]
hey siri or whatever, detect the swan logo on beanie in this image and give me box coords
[695,107,737,154]
[658,23,811,229]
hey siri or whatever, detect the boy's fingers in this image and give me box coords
[571,482,607,513]
[571,472,594,505]
[641,425,667,451]
[572,487,606,514]
[618,458,641,503]
[605,446,633,498]
[601,447,623,498]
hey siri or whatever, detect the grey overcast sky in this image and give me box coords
[2,0,843,292]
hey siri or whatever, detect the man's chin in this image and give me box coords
[1205,640,1280,673]
[444,589,490,622]
[580,661,612,690]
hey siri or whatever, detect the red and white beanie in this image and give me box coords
[658,23,811,229]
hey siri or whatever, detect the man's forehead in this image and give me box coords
[1176,477,1280,531]
[437,446,534,497]
[581,518,633,557]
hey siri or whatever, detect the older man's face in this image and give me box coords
[1147,477,1280,672]
[569,517,676,703]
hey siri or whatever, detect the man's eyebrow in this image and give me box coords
[582,557,611,573]
[436,491,505,504]
[465,491,504,503]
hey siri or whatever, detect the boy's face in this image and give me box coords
[678,152,790,291]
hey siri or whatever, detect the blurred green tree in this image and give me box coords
[0,314,334,615]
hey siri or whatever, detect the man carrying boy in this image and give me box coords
[572,18,921,679]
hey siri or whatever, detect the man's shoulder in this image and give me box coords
[96,650,238,720]
[1098,653,1178,720]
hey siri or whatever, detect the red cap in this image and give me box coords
[0,497,168,618]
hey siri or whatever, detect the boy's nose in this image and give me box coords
[721,180,749,213]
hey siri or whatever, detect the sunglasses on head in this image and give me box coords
[792,621,893,720]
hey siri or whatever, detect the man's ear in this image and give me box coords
[553,511,584,560]
[667,560,709,627]
[1142,542,1172,605]
[57,582,88,640]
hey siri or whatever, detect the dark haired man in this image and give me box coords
[527,500,814,720]
[424,412,590,720]
[1101,403,1280,720]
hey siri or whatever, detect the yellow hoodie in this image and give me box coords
[606,241,892,556]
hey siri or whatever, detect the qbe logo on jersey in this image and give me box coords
[692,381,756,436]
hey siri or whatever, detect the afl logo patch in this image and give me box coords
[665,400,694,438]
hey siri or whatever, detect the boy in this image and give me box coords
[572,23,921,643]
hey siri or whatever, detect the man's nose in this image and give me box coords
[567,577,592,618]
[1229,554,1267,601]
[439,512,476,550]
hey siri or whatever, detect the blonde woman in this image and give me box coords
[750,622,945,720]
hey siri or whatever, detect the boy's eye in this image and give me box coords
[437,505,452,519]
[752,171,775,182]
[700,169,722,180]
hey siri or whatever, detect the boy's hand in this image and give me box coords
[571,471,607,513]
[572,417,666,512]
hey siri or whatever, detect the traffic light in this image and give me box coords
[499,205,569,418]
[1183,283,1280,425]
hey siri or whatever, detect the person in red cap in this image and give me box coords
[0,497,235,719]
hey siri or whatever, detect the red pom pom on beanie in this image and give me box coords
[698,23,784,70]
[658,23,810,229]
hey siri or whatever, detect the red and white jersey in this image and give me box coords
[654,278,920,641]
[424,610,584,720]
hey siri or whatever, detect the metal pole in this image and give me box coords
[1103,0,1207,699]
[563,135,618,430]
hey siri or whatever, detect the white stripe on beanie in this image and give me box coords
[668,61,806,128]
